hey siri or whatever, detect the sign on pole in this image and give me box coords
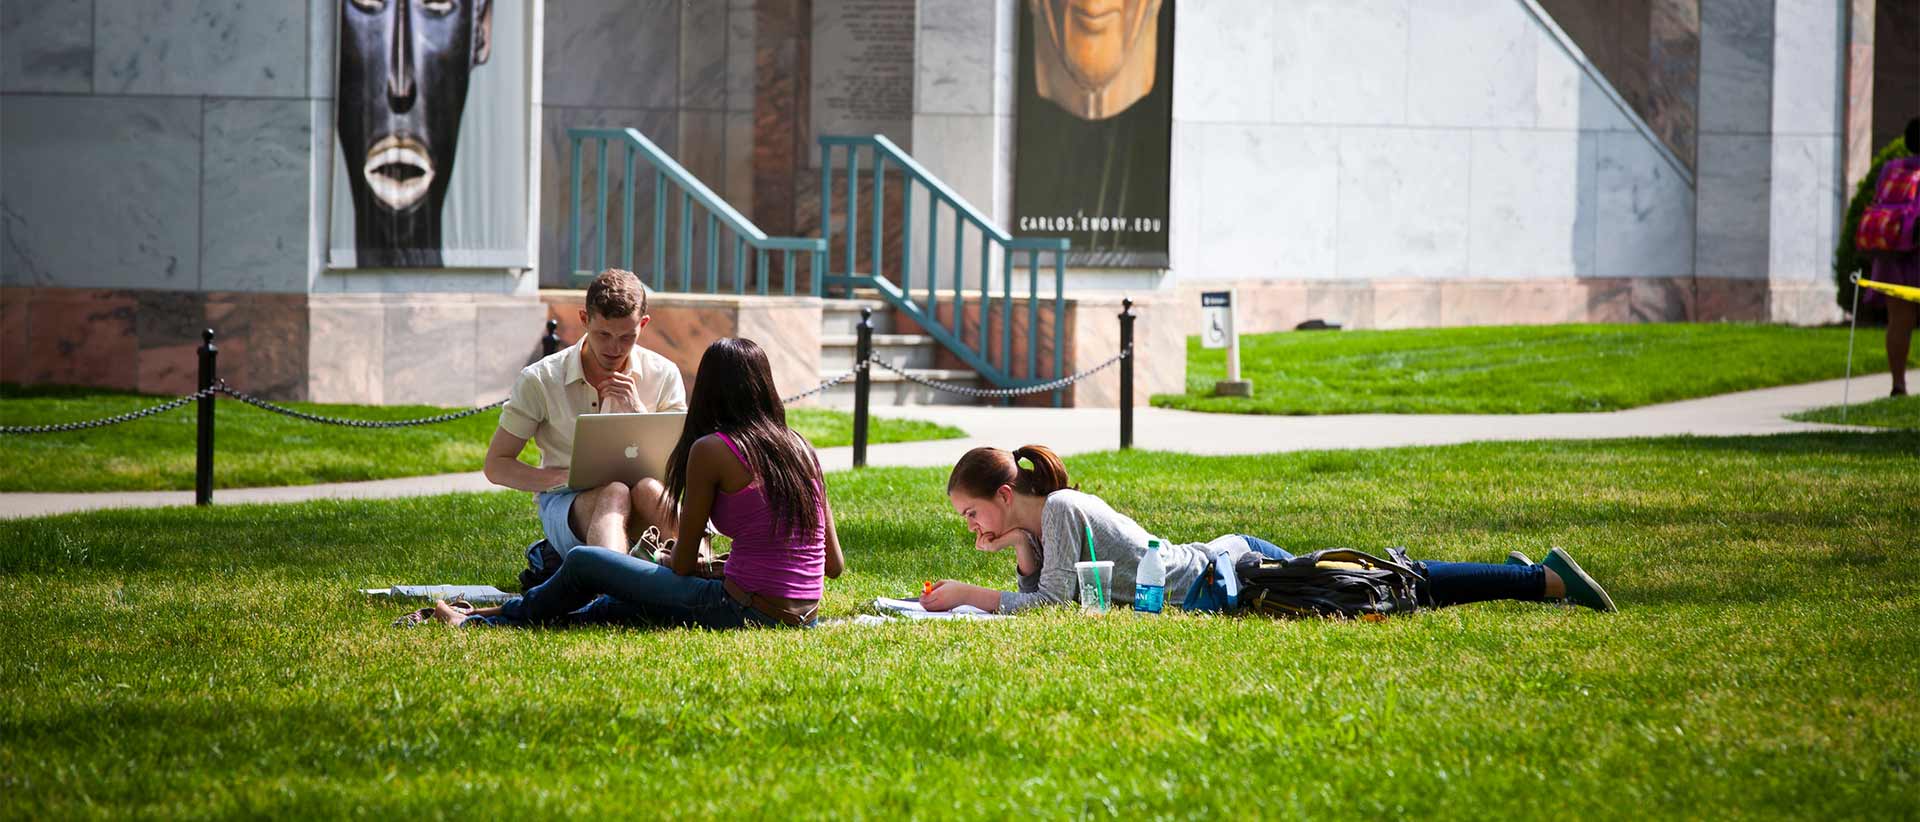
[1201,290,1252,397]
[1201,290,1232,349]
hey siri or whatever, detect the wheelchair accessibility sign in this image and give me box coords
[1201,291,1233,349]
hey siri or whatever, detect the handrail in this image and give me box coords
[568,127,827,295]
[818,135,1070,403]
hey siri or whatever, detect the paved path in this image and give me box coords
[4,371,1909,520]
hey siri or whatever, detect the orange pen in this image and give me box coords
[922,580,935,597]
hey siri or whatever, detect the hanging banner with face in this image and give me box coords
[329,0,530,268]
[1013,0,1173,268]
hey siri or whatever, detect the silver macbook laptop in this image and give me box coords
[566,412,687,491]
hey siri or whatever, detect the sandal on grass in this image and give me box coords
[389,599,475,628]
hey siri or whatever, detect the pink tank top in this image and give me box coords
[711,431,827,600]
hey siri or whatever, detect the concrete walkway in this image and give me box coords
[3,371,1909,520]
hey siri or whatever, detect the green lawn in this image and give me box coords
[1156,323,1891,415]
[3,434,1917,817]
[0,385,965,493]
[1790,393,1920,429]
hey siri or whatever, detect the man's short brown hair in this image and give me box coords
[585,269,647,319]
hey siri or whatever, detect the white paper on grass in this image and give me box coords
[871,597,1009,620]
[362,585,516,604]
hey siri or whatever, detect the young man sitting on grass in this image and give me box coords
[485,269,688,576]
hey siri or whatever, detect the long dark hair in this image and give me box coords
[946,444,1073,499]
[665,338,822,539]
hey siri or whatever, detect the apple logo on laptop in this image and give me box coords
[624,444,639,459]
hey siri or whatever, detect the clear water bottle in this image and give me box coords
[1134,539,1166,613]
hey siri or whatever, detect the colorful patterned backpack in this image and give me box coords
[1857,158,1920,253]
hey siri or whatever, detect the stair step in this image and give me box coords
[821,298,895,336]
[822,367,977,382]
[812,366,985,407]
[820,333,931,347]
[821,333,938,371]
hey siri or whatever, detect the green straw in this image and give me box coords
[1084,522,1105,609]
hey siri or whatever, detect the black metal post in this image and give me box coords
[853,307,873,469]
[196,328,218,506]
[543,318,561,357]
[1119,299,1134,450]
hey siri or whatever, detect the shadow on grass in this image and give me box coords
[1627,429,1920,456]
[1,382,155,400]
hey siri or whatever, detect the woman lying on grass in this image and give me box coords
[919,444,1615,616]
[424,338,844,629]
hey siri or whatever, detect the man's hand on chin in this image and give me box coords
[598,372,642,413]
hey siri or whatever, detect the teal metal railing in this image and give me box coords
[568,127,826,294]
[818,135,1069,394]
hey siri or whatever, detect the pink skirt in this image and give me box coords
[1865,253,1920,308]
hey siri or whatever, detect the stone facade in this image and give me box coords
[0,0,1876,408]
[540,291,824,405]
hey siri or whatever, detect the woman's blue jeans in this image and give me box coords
[474,546,789,630]
[1238,536,1545,607]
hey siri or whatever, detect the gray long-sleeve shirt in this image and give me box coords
[998,489,1252,614]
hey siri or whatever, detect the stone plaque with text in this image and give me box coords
[810,0,914,164]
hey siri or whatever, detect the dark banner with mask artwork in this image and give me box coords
[329,0,530,268]
[1013,0,1173,268]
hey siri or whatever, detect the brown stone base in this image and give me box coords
[533,290,1184,409]
[2,287,309,399]
[1171,277,1839,335]
[308,294,552,406]
[540,290,824,404]
[2,286,551,405]
[891,293,1186,408]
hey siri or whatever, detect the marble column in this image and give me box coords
[909,0,1016,292]
[1845,0,1876,189]
[1695,0,1845,324]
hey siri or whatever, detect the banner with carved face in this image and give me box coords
[1013,0,1173,268]
[328,0,530,268]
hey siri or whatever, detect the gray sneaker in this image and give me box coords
[1542,547,1616,613]
[1505,551,1534,566]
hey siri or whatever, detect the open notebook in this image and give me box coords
[361,585,516,604]
[871,597,1009,621]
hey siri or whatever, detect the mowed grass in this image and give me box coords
[3,434,1918,817]
[0,384,964,493]
[1790,393,1920,429]
[1156,323,1890,415]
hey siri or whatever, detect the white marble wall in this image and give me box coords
[1,95,202,290]
[1,0,555,402]
[1165,0,1693,286]
[2,0,543,296]
[1,1,315,292]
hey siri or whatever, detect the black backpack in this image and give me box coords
[1235,547,1430,620]
[518,539,562,591]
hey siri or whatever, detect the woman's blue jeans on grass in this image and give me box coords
[474,545,782,630]
[1237,535,1545,607]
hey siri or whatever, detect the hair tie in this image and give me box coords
[1016,455,1034,471]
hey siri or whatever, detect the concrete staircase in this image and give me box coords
[817,298,983,406]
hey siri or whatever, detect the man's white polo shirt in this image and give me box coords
[497,342,687,470]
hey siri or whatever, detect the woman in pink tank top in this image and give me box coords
[426,338,843,630]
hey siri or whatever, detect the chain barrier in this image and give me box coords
[867,345,1132,399]
[783,365,863,405]
[210,382,508,428]
[4,345,1128,434]
[0,386,219,435]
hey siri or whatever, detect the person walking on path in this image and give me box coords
[1859,118,1920,397]
[920,444,1616,615]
